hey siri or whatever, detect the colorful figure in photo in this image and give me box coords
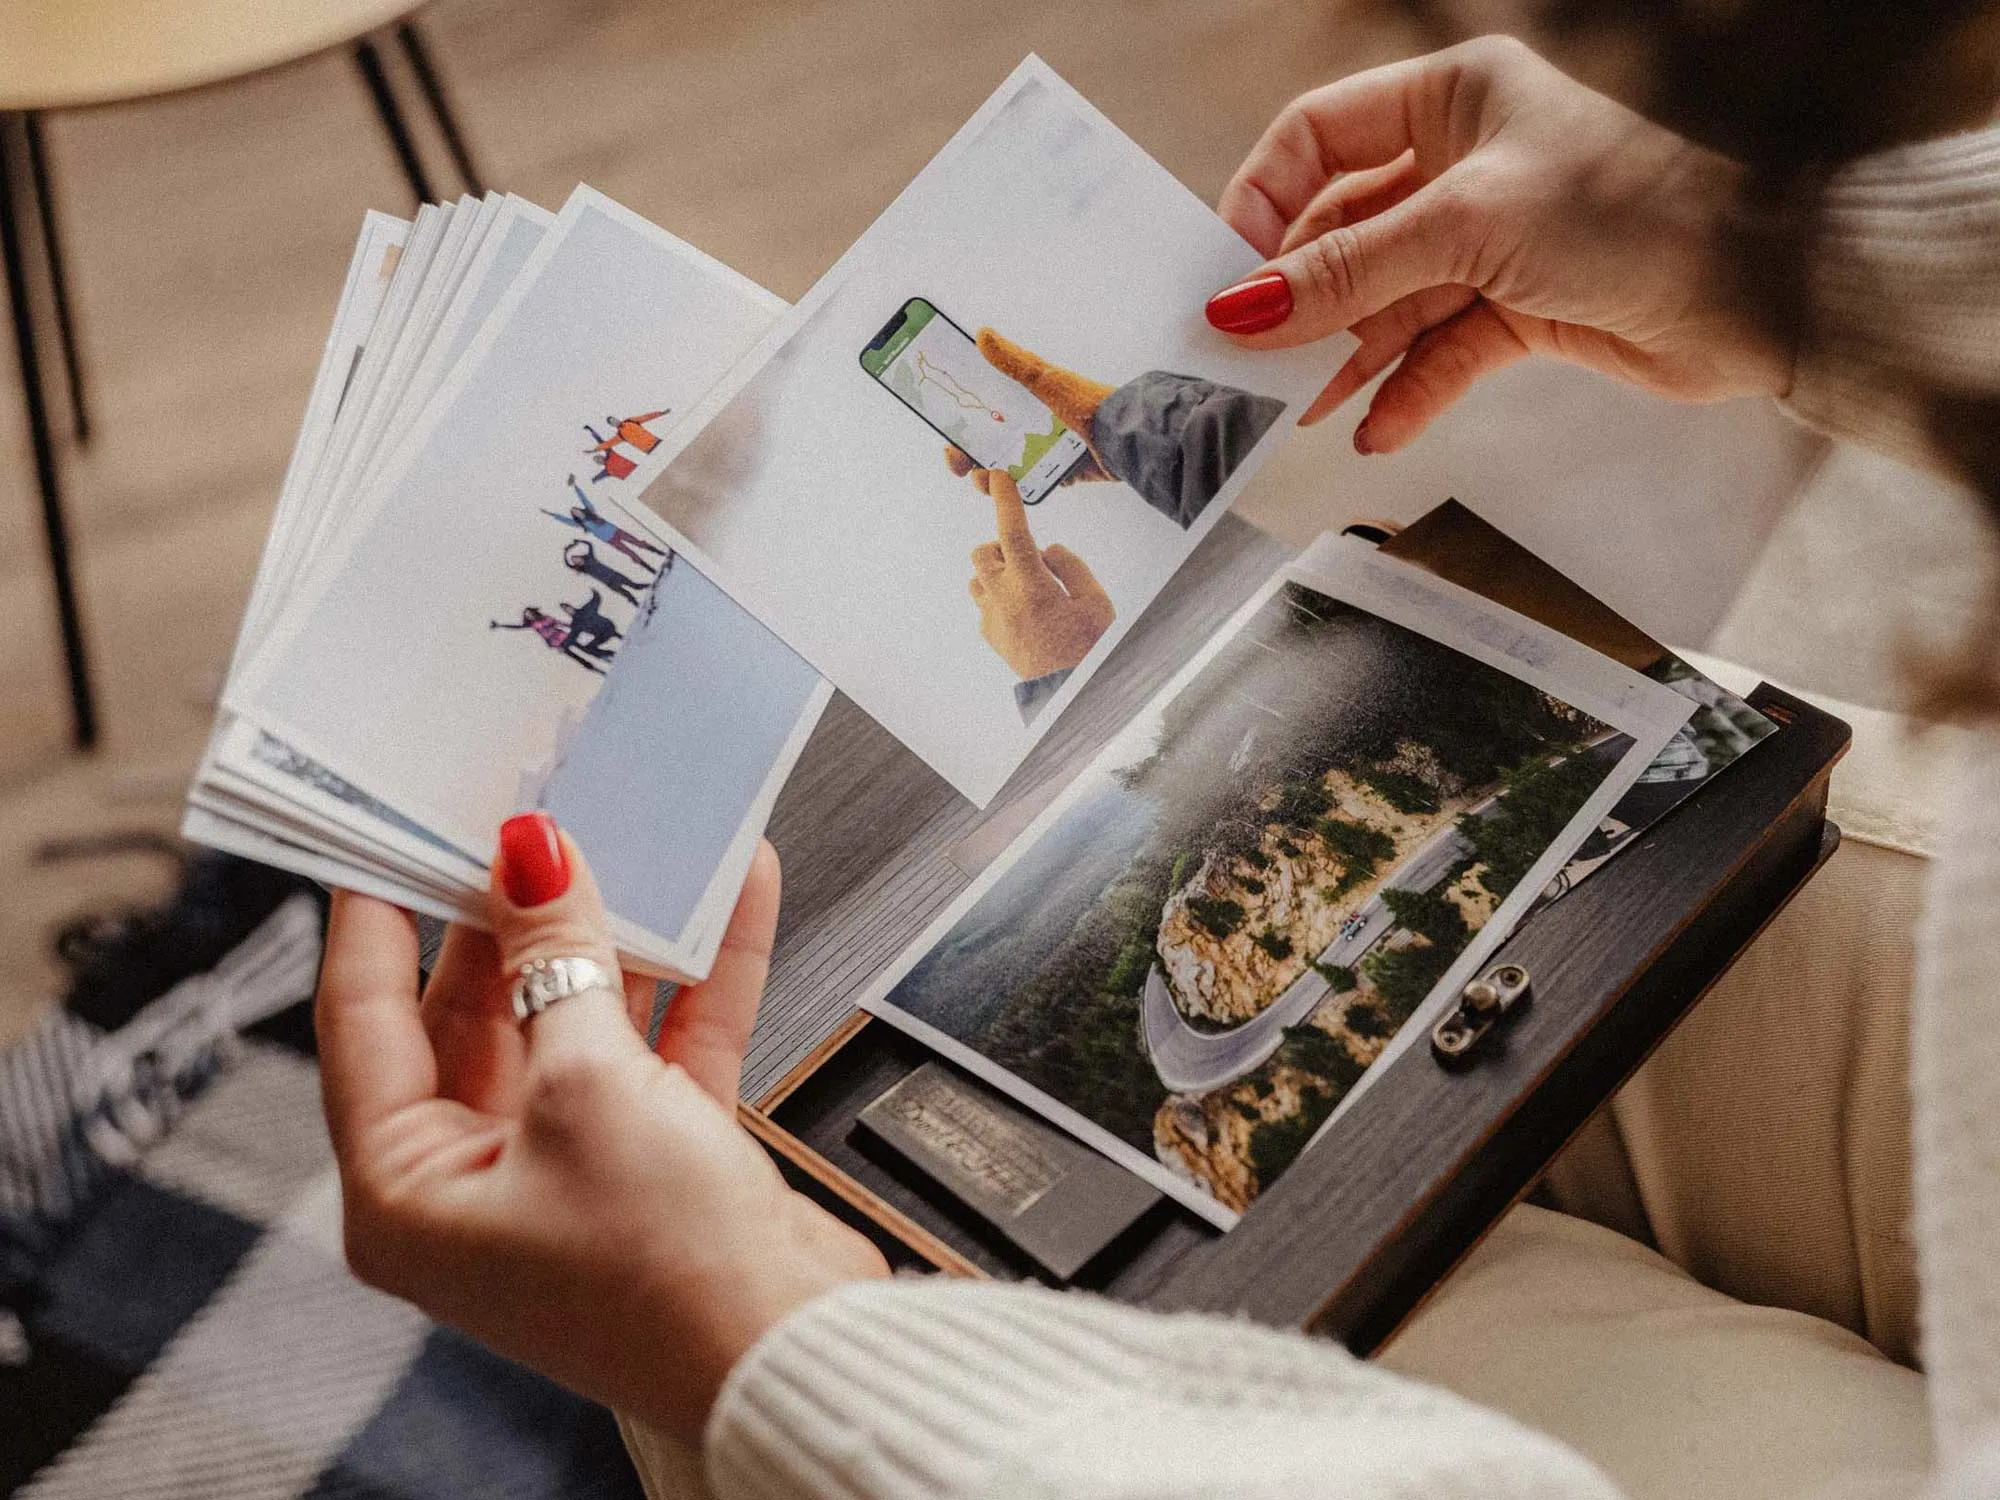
[557,589,622,661]
[489,605,605,675]
[542,476,669,571]
[607,410,668,454]
[582,424,638,481]
[581,410,668,481]
[564,540,650,606]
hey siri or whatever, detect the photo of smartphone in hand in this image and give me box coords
[860,297,1091,504]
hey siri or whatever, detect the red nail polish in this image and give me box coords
[1205,272,1293,334]
[500,812,571,907]
[1354,420,1375,455]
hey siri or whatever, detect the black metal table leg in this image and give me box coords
[397,21,484,196]
[0,113,97,751]
[23,113,88,445]
[353,37,434,207]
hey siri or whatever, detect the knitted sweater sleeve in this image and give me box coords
[1782,126,2000,469]
[686,1277,1621,1500]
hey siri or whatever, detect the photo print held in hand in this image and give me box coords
[218,190,828,980]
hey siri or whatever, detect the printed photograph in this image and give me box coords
[1378,501,1776,906]
[871,576,1640,1224]
[533,552,825,959]
[636,58,1340,805]
[234,189,822,973]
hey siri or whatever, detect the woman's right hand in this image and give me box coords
[1208,36,1796,451]
[316,818,889,1444]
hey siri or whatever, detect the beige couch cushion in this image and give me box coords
[1543,653,1972,1366]
[1381,1203,1932,1500]
[1705,444,1996,718]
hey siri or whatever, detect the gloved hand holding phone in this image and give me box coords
[941,325,1286,532]
[942,329,1115,486]
[966,468,1116,681]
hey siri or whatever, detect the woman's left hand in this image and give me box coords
[316,817,889,1443]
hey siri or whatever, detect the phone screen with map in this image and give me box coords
[861,297,1091,504]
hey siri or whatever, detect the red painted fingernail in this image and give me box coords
[1205,272,1293,334]
[499,812,571,907]
[1354,420,1376,455]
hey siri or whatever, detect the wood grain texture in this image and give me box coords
[738,1101,986,1280]
[755,1009,871,1113]
[767,1021,1054,1281]
[756,683,1852,1333]
[766,1016,1200,1287]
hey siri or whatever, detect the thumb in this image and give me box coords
[489,812,641,1069]
[1208,176,1473,348]
[1040,544,1115,626]
[652,841,780,1105]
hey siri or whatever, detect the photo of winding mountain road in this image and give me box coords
[1142,734,1626,1093]
[874,573,1649,1218]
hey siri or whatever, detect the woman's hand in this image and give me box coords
[1208,36,1795,451]
[316,814,889,1443]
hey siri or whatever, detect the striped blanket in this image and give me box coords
[1,895,643,1499]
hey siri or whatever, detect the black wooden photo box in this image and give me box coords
[735,514,1849,1349]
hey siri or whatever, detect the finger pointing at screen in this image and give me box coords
[965,469,1116,683]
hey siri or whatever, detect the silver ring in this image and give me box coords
[510,956,619,1023]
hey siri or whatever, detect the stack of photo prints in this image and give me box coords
[191,57,1776,1231]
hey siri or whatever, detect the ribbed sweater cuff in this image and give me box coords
[705,1278,1170,1500]
[702,1276,1617,1500]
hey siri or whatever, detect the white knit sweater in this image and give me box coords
[705,1275,1622,1499]
[678,129,2000,1500]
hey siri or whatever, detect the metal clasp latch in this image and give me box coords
[1432,963,1531,1068]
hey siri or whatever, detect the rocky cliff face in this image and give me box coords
[1153,1066,1321,1215]
[1152,991,1391,1209]
[1154,1089,1258,1213]
[1155,840,1340,1025]
[1154,760,1458,1026]
[1445,861,1498,929]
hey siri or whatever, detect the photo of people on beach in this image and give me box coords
[862,538,1693,1226]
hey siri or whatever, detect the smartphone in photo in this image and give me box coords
[860,297,1090,504]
